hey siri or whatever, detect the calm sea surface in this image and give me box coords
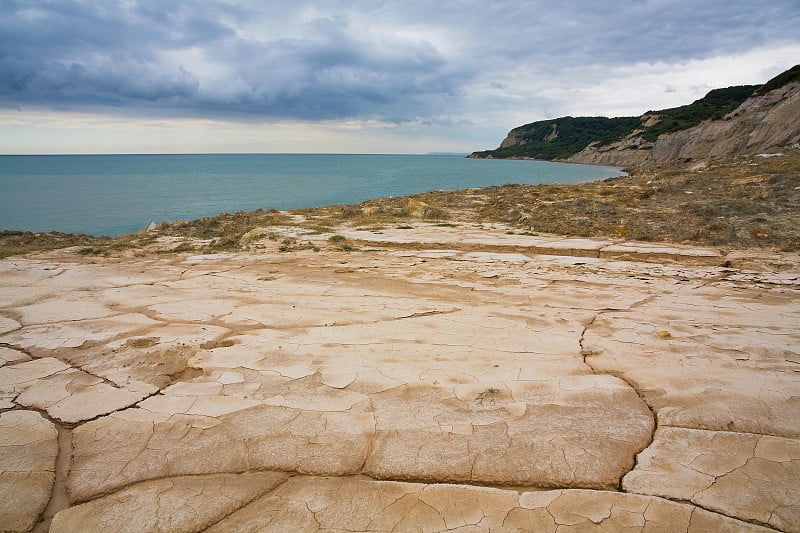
[0,154,621,237]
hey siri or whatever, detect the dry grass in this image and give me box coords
[0,231,108,259]
[3,147,799,258]
[155,209,292,250]
[295,146,800,250]
[469,148,800,250]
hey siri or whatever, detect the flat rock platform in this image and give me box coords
[1,222,798,532]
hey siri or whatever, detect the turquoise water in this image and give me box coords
[0,154,621,237]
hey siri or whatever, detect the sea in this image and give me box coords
[0,154,622,237]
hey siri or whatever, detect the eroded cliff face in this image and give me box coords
[565,138,652,167]
[498,129,527,149]
[568,81,800,167]
[649,80,800,162]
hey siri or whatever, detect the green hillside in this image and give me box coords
[753,64,800,96]
[471,83,768,160]
[639,85,759,142]
[470,116,640,160]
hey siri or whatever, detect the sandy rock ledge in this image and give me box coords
[0,410,58,532]
[0,225,797,531]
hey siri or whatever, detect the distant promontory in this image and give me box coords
[469,64,800,167]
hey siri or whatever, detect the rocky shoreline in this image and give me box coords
[3,145,798,261]
[1,214,799,531]
[1,150,799,532]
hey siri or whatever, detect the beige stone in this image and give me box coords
[147,298,236,322]
[623,427,800,531]
[6,313,160,350]
[600,242,722,264]
[0,316,21,335]
[15,367,148,424]
[338,223,723,264]
[50,472,287,533]
[0,410,58,532]
[209,477,773,532]
[0,346,30,366]
[584,287,800,437]
[68,404,375,502]
[0,357,70,392]
[364,378,653,488]
[0,228,797,530]
[11,293,114,325]
[55,323,229,391]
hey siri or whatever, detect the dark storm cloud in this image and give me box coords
[190,16,461,120]
[0,0,238,105]
[1,0,798,121]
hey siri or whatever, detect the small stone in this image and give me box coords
[404,198,429,218]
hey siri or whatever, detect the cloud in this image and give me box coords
[0,1,466,120]
[0,0,798,135]
[0,1,228,106]
[188,15,464,120]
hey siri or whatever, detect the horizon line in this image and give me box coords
[0,151,473,157]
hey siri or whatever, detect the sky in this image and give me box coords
[0,0,798,154]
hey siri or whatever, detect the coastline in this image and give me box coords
[0,153,622,238]
[1,148,798,531]
[468,151,629,171]
[2,202,798,531]
[2,146,797,259]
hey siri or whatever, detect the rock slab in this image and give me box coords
[0,410,58,532]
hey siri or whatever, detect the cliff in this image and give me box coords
[646,80,800,162]
[471,64,800,167]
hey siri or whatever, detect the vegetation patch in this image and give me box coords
[0,231,110,259]
[472,82,764,159]
[2,146,798,258]
[464,147,800,249]
[77,247,107,256]
[639,85,758,142]
[471,116,640,160]
[753,64,800,96]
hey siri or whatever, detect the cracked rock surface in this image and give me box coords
[49,472,288,533]
[206,476,773,532]
[0,410,58,532]
[623,427,800,532]
[0,223,798,532]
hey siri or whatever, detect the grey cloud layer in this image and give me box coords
[1,0,798,121]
